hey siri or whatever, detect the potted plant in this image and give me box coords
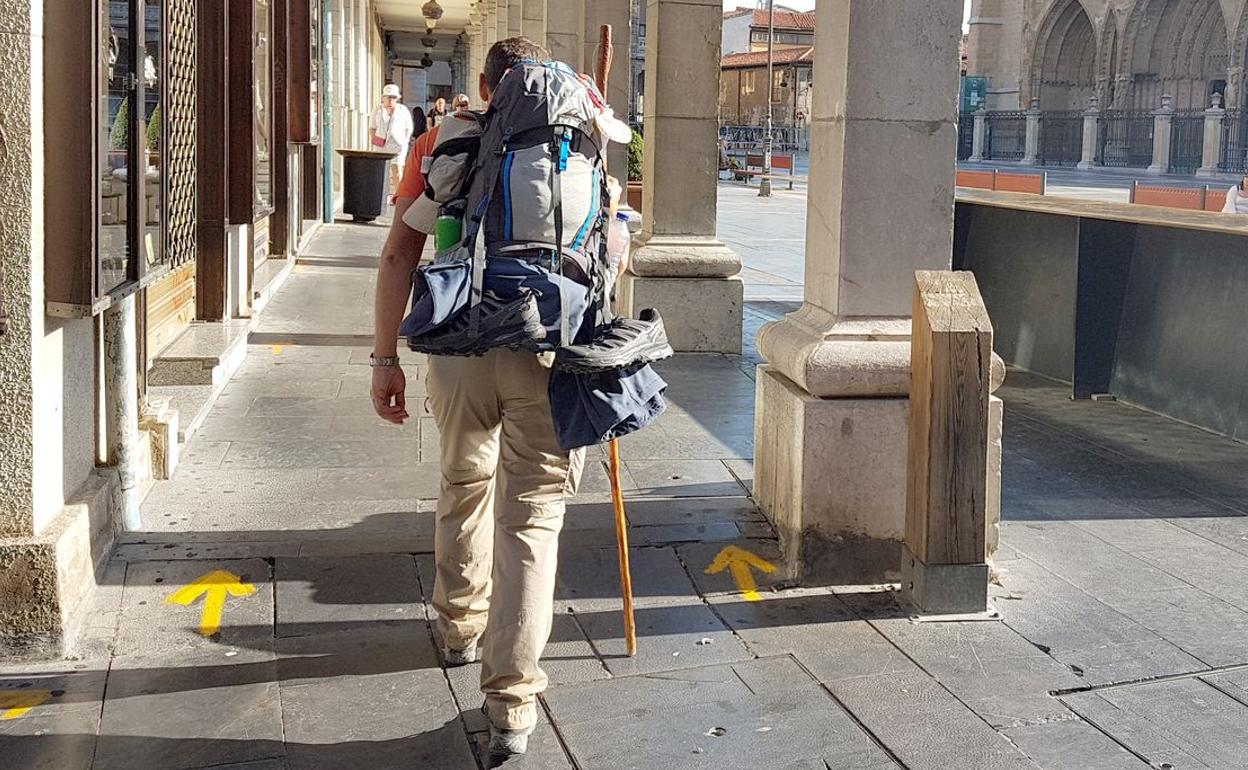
[146,105,161,169]
[108,97,130,171]
[626,128,644,210]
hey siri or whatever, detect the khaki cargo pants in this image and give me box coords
[425,349,585,731]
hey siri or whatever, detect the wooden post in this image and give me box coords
[901,271,994,615]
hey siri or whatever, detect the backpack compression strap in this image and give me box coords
[552,125,571,348]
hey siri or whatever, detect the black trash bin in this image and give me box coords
[337,149,394,222]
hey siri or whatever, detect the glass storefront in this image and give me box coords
[100,1,132,293]
[98,0,166,295]
[254,0,273,214]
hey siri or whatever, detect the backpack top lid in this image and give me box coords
[488,59,629,145]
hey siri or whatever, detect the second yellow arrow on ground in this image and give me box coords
[165,570,257,637]
[705,545,777,602]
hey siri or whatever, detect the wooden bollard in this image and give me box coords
[901,270,994,615]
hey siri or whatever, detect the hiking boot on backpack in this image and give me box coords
[408,289,546,357]
[554,308,674,374]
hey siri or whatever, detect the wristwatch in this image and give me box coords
[369,354,401,368]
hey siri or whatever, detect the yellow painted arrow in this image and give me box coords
[0,690,52,720]
[705,545,777,602]
[165,570,256,637]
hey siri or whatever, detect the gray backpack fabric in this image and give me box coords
[424,60,614,347]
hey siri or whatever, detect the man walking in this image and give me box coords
[369,38,582,761]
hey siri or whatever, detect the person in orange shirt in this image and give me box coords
[369,37,581,763]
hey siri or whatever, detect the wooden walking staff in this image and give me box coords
[595,23,638,658]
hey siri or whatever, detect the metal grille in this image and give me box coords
[1168,110,1205,174]
[164,0,196,267]
[1220,110,1248,173]
[957,112,974,161]
[1038,111,1083,167]
[1098,111,1153,168]
[984,111,1026,162]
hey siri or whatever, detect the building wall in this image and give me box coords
[722,13,752,54]
[720,64,812,127]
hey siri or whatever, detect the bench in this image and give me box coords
[1130,182,1231,213]
[955,169,1047,195]
[733,152,799,190]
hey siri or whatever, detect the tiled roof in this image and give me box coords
[721,45,815,69]
[724,7,817,30]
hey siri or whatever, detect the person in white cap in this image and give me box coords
[370,83,415,199]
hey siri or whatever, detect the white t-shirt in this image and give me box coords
[370,104,415,160]
[1223,186,1248,214]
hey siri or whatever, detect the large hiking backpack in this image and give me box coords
[408,60,614,351]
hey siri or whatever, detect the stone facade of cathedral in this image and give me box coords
[966,0,1247,112]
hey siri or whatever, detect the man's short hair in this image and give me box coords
[485,37,549,92]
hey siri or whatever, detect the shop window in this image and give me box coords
[44,0,170,314]
[254,0,274,213]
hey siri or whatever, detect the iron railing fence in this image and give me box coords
[957,112,975,160]
[718,124,807,153]
[1038,111,1083,166]
[1098,110,1154,168]
[984,111,1026,162]
[1220,110,1248,173]
[1168,109,1205,174]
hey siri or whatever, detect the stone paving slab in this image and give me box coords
[555,546,699,610]
[572,601,754,677]
[95,646,285,770]
[865,612,1086,729]
[274,555,425,637]
[275,626,474,770]
[993,557,1205,685]
[826,668,1042,769]
[624,460,748,499]
[115,560,274,655]
[542,657,898,769]
[1061,677,1248,769]
[1001,719,1150,769]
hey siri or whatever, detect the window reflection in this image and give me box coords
[254,0,273,213]
[100,0,132,292]
[145,0,163,266]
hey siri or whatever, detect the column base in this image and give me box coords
[753,365,908,584]
[618,274,744,354]
[1195,167,1221,179]
[1146,164,1167,176]
[0,472,120,660]
[899,546,989,615]
[1076,161,1096,171]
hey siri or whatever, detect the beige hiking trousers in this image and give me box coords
[425,349,585,731]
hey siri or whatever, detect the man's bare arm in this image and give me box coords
[373,197,427,358]
[370,197,427,425]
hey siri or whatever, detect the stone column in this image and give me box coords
[754,0,977,582]
[1227,66,1244,110]
[546,0,584,70]
[584,0,632,178]
[496,0,509,40]
[617,0,742,353]
[1197,93,1226,179]
[508,0,524,36]
[103,295,141,530]
[1077,96,1100,170]
[1147,94,1174,176]
[969,108,987,162]
[485,2,499,50]
[522,0,546,42]
[1021,97,1041,165]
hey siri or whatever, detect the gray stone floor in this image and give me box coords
[5,189,1248,769]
